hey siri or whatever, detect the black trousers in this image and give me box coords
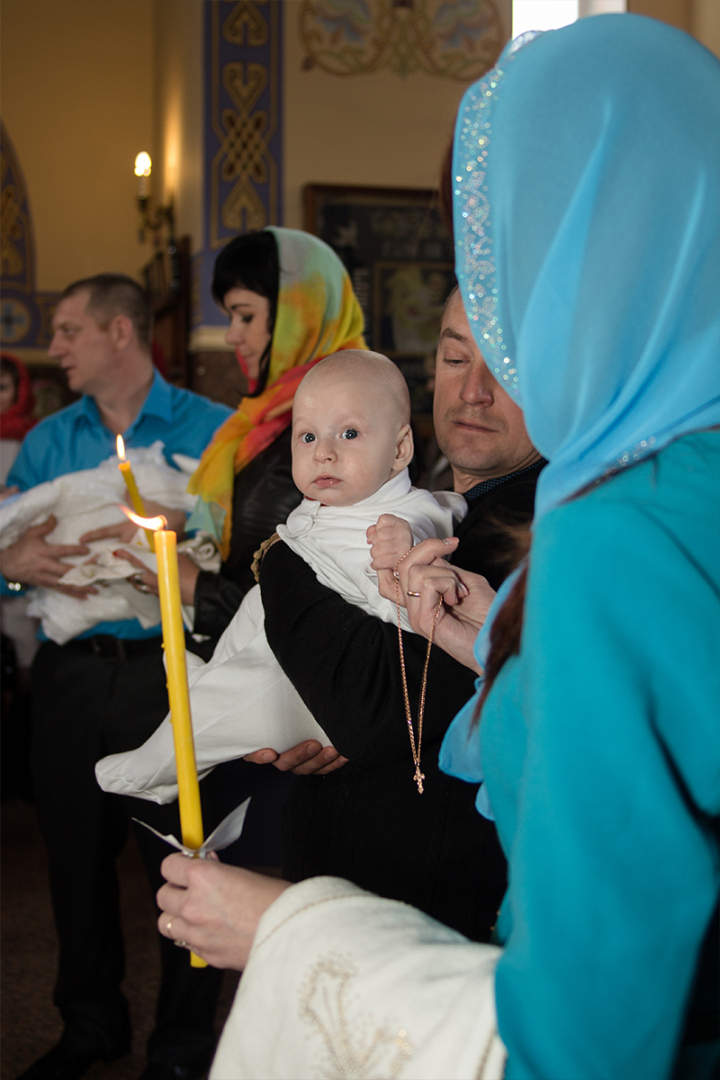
[29,639,264,1066]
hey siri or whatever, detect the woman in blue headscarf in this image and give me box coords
[152,15,720,1080]
[436,12,720,1080]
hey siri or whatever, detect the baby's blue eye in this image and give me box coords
[301,432,315,443]
[341,428,358,440]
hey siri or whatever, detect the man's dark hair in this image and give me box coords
[211,230,280,332]
[61,274,152,350]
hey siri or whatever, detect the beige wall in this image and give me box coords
[693,0,720,57]
[627,0,692,31]
[152,0,204,249]
[3,0,715,314]
[282,0,512,229]
[1,0,155,291]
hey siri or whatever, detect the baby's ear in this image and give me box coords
[393,424,414,471]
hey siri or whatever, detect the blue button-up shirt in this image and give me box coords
[2,371,232,638]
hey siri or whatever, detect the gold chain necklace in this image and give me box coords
[394,550,443,794]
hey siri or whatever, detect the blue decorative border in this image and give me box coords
[0,122,61,348]
[199,0,283,329]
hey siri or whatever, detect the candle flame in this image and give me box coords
[116,434,126,461]
[121,506,167,531]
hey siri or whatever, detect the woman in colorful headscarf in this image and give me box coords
[130,227,365,646]
[154,15,720,1080]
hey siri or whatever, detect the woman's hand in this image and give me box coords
[367,514,415,601]
[157,854,290,970]
[394,537,496,673]
[244,740,348,775]
[114,550,200,604]
[79,503,188,546]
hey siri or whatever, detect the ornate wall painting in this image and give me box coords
[0,122,61,352]
[305,183,454,415]
[300,0,502,80]
[199,0,284,328]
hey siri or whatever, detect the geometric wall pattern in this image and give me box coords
[197,0,283,328]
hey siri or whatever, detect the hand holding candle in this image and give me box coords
[122,507,206,967]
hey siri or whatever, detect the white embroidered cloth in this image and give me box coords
[0,443,199,643]
[211,876,506,1080]
[95,473,466,804]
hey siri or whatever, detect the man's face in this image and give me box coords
[433,292,538,492]
[48,291,116,395]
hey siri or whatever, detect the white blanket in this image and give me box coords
[211,876,506,1080]
[95,472,466,804]
[0,443,200,643]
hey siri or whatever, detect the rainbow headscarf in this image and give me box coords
[188,227,366,557]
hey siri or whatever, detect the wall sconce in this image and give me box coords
[134,151,175,244]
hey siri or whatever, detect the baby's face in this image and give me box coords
[292,377,406,506]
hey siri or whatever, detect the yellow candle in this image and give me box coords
[116,435,154,550]
[154,524,207,969]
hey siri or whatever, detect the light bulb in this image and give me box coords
[134,152,152,177]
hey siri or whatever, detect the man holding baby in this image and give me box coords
[205,286,545,944]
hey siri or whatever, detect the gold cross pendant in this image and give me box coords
[413,766,425,794]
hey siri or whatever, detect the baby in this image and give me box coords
[96,351,466,804]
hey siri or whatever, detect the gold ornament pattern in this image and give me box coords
[299,953,414,1079]
[300,0,502,80]
[1,129,32,289]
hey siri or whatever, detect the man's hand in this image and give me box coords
[115,549,200,604]
[0,517,96,597]
[367,514,415,601]
[244,740,348,776]
[80,503,187,545]
[157,854,290,970]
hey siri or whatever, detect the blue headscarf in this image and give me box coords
[453,14,720,521]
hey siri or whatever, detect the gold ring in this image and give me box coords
[406,590,422,597]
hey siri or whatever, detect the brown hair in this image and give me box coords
[473,525,531,723]
[61,274,152,350]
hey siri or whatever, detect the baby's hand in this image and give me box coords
[367,514,414,572]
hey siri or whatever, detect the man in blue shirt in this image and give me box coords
[1,275,232,1080]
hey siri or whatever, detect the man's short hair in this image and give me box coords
[61,274,152,350]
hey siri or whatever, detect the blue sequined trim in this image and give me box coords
[453,32,544,400]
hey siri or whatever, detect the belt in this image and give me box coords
[61,634,164,661]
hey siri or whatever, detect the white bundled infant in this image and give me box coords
[96,351,466,804]
[0,443,215,644]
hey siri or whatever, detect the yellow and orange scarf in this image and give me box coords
[188,227,366,558]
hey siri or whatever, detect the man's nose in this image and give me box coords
[460,363,494,406]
